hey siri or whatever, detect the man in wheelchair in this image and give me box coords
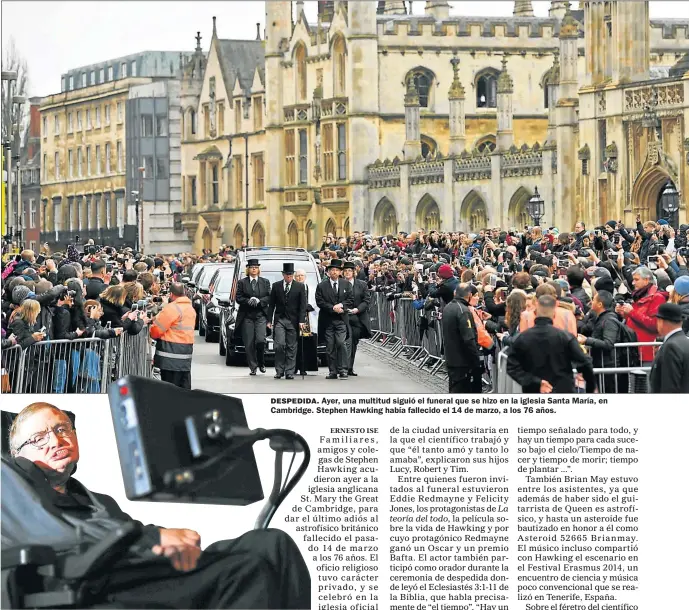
[2,402,311,608]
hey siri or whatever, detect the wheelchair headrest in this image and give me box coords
[1,457,80,552]
[1,409,76,460]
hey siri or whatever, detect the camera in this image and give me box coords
[66,290,77,298]
[677,247,689,258]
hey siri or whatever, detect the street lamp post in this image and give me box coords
[527,187,545,227]
[2,71,18,246]
[660,181,680,230]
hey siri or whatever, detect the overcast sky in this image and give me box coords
[2,1,687,98]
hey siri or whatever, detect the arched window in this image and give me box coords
[405,68,435,109]
[287,221,299,247]
[189,109,197,136]
[421,135,438,159]
[416,195,440,232]
[475,135,496,154]
[332,36,346,96]
[295,43,307,102]
[251,221,266,247]
[475,69,499,108]
[374,198,398,237]
[324,218,337,237]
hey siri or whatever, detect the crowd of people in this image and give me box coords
[3,214,689,394]
[1,241,191,392]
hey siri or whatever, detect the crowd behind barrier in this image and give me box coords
[0,327,153,394]
[366,290,658,394]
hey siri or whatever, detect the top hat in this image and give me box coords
[655,303,683,323]
[246,258,261,267]
[282,262,295,274]
[343,261,356,270]
[327,259,344,270]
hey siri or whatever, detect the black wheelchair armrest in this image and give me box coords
[61,521,142,580]
[1,545,58,569]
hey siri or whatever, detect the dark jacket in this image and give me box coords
[53,306,83,341]
[268,280,307,332]
[441,298,480,370]
[507,317,596,393]
[346,278,372,340]
[84,317,118,340]
[85,276,108,300]
[315,278,354,342]
[235,275,271,337]
[582,309,622,369]
[650,330,689,393]
[100,300,144,335]
[8,317,41,349]
[429,277,458,307]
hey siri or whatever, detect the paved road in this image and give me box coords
[190,334,432,393]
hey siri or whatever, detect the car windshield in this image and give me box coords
[199,265,230,289]
[214,270,236,293]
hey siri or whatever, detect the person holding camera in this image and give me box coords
[150,283,196,389]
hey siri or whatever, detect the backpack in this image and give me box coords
[616,322,640,368]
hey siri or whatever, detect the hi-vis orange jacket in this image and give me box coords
[150,296,196,371]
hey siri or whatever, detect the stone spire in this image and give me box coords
[384,1,407,14]
[212,16,217,38]
[318,0,335,22]
[497,56,514,150]
[545,52,560,144]
[497,57,514,94]
[448,57,465,100]
[549,1,568,20]
[558,3,578,99]
[404,78,421,159]
[513,1,534,17]
[448,57,466,155]
[425,1,450,20]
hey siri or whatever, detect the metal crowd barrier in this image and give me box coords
[494,343,659,394]
[0,327,154,394]
[366,290,661,394]
[368,293,446,378]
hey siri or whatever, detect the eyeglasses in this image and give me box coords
[15,422,75,453]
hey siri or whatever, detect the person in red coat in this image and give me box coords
[616,267,667,364]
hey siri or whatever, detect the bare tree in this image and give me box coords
[2,37,30,149]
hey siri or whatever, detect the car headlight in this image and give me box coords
[207,306,219,314]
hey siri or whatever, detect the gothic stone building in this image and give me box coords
[180,1,689,251]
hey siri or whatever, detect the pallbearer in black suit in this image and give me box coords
[316,259,354,380]
[268,263,307,380]
[342,261,372,376]
[649,303,689,393]
[235,258,271,375]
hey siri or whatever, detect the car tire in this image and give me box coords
[194,312,200,330]
[199,318,206,337]
[205,329,218,343]
[219,336,226,356]
[225,346,243,366]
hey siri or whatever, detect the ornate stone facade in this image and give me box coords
[179,2,689,250]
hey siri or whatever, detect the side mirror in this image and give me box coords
[187,281,196,288]
[199,287,209,295]
[217,299,229,307]
[181,277,190,284]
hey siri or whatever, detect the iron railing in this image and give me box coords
[366,291,660,393]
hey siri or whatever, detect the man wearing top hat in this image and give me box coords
[649,303,689,393]
[316,259,354,379]
[235,258,271,375]
[268,263,307,379]
[342,261,372,376]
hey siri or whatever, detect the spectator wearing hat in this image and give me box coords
[316,259,354,380]
[236,259,271,375]
[649,303,689,393]
[342,261,371,377]
[268,263,307,380]
[428,264,458,306]
[670,275,689,335]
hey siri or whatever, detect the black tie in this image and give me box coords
[251,279,257,293]
[285,282,290,295]
[332,281,338,294]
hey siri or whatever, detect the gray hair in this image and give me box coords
[294,268,306,277]
[632,267,655,284]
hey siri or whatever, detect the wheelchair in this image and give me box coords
[1,411,169,609]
